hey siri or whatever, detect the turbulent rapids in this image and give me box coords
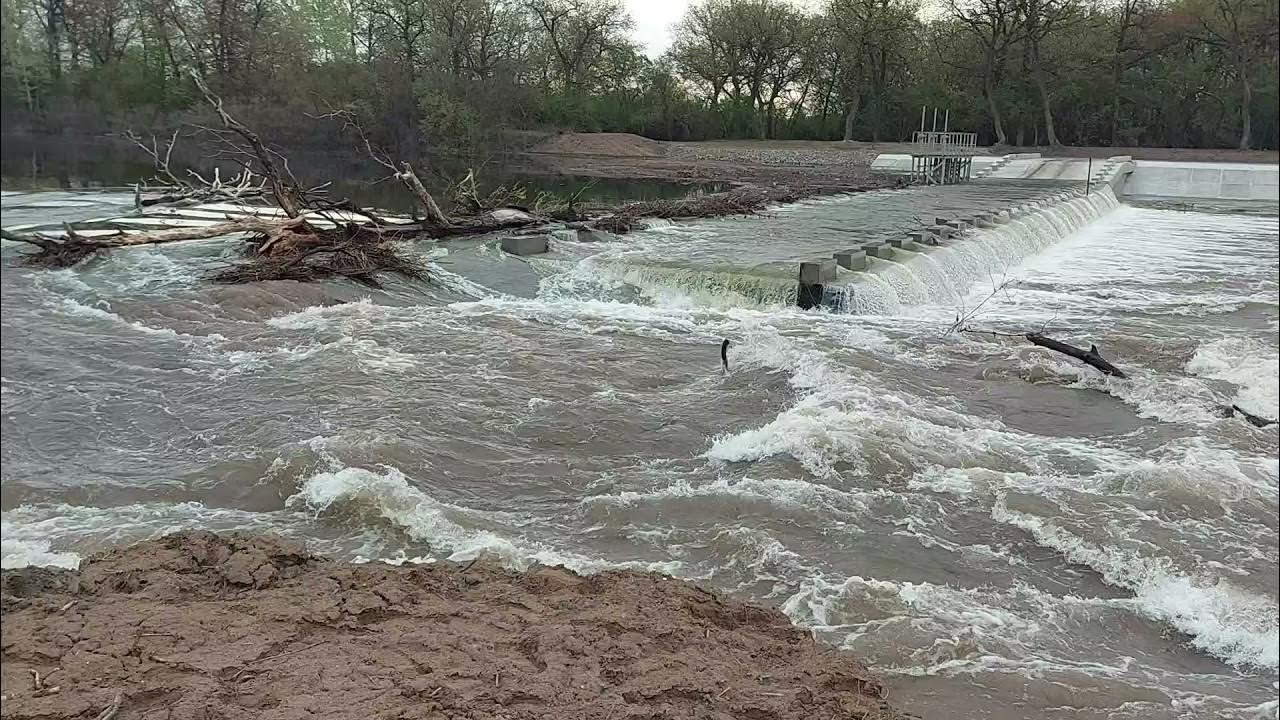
[1,180,1277,720]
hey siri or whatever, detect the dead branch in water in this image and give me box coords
[122,130,265,208]
[450,169,524,214]
[589,183,834,233]
[1226,404,1278,428]
[312,105,452,228]
[1024,333,1127,378]
[591,186,774,233]
[188,70,305,217]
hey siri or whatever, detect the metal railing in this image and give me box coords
[911,131,979,153]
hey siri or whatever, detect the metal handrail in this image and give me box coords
[912,131,978,148]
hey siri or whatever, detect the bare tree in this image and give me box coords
[1193,0,1279,149]
[948,0,1021,145]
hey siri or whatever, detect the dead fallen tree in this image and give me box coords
[124,130,265,208]
[3,77,509,285]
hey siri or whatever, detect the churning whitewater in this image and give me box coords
[1,182,1277,720]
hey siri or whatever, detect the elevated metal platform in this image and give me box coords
[909,131,979,185]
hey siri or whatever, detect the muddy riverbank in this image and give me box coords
[0,531,903,720]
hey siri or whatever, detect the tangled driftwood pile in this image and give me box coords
[2,71,539,285]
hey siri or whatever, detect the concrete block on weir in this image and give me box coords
[501,235,549,256]
[993,211,1011,223]
[928,225,953,239]
[908,231,939,246]
[550,229,578,243]
[944,219,971,230]
[833,249,868,271]
[973,214,996,228]
[799,258,837,284]
[861,243,895,260]
[887,237,920,251]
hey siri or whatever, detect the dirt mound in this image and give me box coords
[531,132,668,158]
[1,531,903,720]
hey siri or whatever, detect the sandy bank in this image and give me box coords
[522,133,1278,186]
[0,532,903,720]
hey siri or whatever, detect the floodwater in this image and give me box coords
[0,134,726,209]
[1,178,1277,720]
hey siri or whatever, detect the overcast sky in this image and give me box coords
[626,0,688,57]
[625,0,940,58]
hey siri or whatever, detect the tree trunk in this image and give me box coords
[1033,70,1060,146]
[842,94,861,142]
[983,74,1007,145]
[1109,61,1123,146]
[1238,67,1252,150]
[43,0,63,79]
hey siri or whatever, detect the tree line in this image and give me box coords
[1,0,1277,150]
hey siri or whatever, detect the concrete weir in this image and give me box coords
[862,243,895,259]
[796,259,836,309]
[792,156,1142,311]
[834,249,868,271]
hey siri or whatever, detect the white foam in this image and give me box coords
[54,297,227,344]
[993,496,1280,670]
[0,536,80,569]
[581,475,876,517]
[266,297,386,330]
[0,501,294,568]
[286,464,681,575]
[1187,338,1280,419]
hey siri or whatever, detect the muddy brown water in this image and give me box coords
[1,180,1277,719]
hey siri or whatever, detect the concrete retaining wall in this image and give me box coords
[1121,161,1280,202]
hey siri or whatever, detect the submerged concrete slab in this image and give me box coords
[501,235,549,256]
[799,259,837,284]
[833,249,867,271]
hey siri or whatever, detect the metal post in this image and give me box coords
[944,109,950,133]
[920,106,926,133]
[932,108,939,132]
[1086,157,1092,195]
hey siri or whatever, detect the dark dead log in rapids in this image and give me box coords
[1024,332,1128,379]
[1226,404,1278,428]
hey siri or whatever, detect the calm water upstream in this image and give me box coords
[1,180,1277,719]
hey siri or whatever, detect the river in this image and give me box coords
[1,179,1276,719]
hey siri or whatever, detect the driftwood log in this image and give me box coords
[965,327,1277,428]
[1227,405,1278,428]
[1025,332,1128,378]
